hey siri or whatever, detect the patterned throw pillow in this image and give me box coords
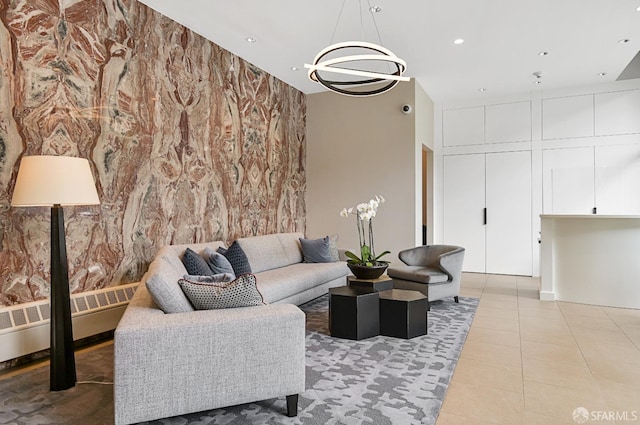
[181,248,214,276]
[203,247,236,277]
[299,236,334,263]
[219,241,252,275]
[178,274,265,310]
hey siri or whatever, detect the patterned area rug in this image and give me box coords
[0,295,477,425]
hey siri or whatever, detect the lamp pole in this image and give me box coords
[50,203,76,391]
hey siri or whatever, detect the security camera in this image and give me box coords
[401,104,412,114]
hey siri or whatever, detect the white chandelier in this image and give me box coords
[304,1,409,97]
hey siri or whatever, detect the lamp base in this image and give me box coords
[50,204,76,391]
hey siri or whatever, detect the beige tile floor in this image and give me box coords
[437,273,640,425]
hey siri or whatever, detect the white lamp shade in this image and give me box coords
[11,155,100,207]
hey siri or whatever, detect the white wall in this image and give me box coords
[435,79,640,276]
[415,82,435,245]
[306,79,433,265]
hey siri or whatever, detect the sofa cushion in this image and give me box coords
[181,248,213,276]
[255,262,349,303]
[146,255,195,314]
[237,233,288,273]
[237,232,305,273]
[387,265,449,284]
[299,236,334,263]
[219,241,251,275]
[276,232,305,264]
[178,274,265,310]
[203,247,236,277]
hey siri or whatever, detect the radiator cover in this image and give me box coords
[0,282,138,363]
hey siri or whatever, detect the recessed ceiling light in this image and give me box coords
[636,6,640,12]
[534,81,542,85]
[598,72,607,77]
[453,38,465,45]
[246,37,257,43]
[478,88,486,92]
[291,66,300,71]
[369,6,382,13]
[538,51,549,56]
[618,38,630,44]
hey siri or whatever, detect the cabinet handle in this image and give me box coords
[592,207,597,215]
[483,208,487,225]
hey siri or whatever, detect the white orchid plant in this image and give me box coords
[340,195,390,267]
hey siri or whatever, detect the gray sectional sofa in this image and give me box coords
[114,232,349,425]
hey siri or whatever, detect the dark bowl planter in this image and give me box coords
[347,262,389,280]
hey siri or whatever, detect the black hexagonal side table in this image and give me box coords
[329,286,380,340]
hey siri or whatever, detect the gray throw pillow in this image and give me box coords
[181,248,213,276]
[219,241,252,275]
[328,234,340,261]
[203,247,236,277]
[299,236,334,263]
[178,274,265,310]
[146,273,195,314]
[183,273,235,283]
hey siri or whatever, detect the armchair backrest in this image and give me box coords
[398,245,464,269]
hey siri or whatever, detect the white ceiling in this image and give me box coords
[137,0,640,104]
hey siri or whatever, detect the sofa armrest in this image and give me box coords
[114,286,306,425]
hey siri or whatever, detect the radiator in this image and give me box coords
[0,282,139,363]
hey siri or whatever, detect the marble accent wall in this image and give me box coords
[0,0,306,306]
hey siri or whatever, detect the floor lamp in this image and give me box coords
[11,155,100,391]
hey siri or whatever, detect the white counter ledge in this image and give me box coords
[539,214,640,309]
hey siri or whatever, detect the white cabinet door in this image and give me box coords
[595,90,640,136]
[442,107,485,147]
[486,151,532,275]
[443,154,486,272]
[595,145,640,214]
[542,147,595,214]
[444,152,533,275]
[542,96,594,140]
[486,102,532,143]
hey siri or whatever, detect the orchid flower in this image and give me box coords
[339,195,390,266]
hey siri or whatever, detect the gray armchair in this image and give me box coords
[387,245,465,309]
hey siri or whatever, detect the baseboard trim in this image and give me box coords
[538,290,555,301]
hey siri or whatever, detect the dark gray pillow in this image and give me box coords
[220,241,252,275]
[178,274,265,310]
[181,248,213,276]
[299,236,334,263]
[203,247,236,277]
